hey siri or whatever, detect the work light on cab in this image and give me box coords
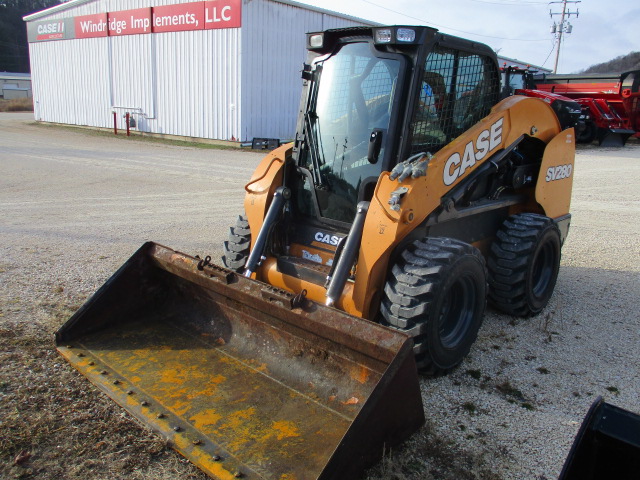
[307,33,323,49]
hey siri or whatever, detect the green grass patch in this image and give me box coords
[29,121,256,152]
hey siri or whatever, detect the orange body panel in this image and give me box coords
[243,144,290,251]
[535,128,575,218]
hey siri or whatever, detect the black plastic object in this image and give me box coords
[368,129,384,163]
[559,397,640,480]
[252,138,281,150]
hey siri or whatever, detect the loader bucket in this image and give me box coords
[559,397,640,480]
[56,242,424,480]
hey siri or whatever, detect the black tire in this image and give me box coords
[221,215,251,272]
[380,237,487,376]
[577,121,596,144]
[488,214,561,317]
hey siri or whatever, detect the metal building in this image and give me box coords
[0,72,33,99]
[24,0,373,142]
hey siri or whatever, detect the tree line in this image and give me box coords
[0,1,62,72]
[581,52,640,74]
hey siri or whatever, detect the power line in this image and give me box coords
[540,40,558,68]
[360,0,549,42]
[467,0,548,5]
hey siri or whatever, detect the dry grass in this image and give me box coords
[0,298,207,480]
[0,98,33,112]
[365,424,504,480]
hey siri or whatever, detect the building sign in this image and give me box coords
[204,0,241,29]
[27,18,76,42]
[75,13,108,39]
[27,0,241,42]
[153,2,206,33]
[108,8,153,36]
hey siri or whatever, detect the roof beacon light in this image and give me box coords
[308,34,324,49]
[375,29,393,44]
[396,28,416,42]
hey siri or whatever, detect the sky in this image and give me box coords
[294,0,639,73]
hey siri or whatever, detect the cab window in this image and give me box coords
[409,46,499,156]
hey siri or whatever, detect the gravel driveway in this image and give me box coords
[1,112,638,479]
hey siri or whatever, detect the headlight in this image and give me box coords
[375,28,393,44]
[308,33,324,49]
[396,28,416,42]
[374,27,421,45]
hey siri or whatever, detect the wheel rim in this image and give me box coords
[438,274,477,349]
[531,239,556,300]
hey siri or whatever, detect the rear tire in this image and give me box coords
[488,214,561,316]
[380,238,487,376]
[577,121,596,144]
[222,215,251,272]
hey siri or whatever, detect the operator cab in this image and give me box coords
[279,26,499,281]
[290,26,499,226]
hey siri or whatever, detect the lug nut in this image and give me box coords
[192,439,202,445]
[100,370,108,375]
[88,361,95,366]
[127,390,134,395]
[212,455,221,461]
[234,471,244,478]
[157,413,165,419]
[141,401,149,406]
[173,426,181,432]
[112,380,120,385]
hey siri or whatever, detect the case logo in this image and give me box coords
[314,232,341,246]
[443,117,504,186]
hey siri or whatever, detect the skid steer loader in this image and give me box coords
[57,26,576,479]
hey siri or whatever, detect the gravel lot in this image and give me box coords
[1,112,638,479]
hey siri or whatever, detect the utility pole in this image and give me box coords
[549,0,580,73]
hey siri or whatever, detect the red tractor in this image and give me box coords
[501,66,586,138]
[534,70,640,146]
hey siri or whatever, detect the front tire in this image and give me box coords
[488,214,561,316]
[222,215,251,272]
[380,238,487,376]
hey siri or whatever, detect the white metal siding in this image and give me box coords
[29,0,242,140]
[154,29,241,139]
[241,1,370,141]
[30,38,111,126]
[28,0,370,141]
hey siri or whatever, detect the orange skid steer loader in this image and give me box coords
[58,26,578,479]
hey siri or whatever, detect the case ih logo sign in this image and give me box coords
[28,0,241,42]
[35,20,66,40]
[30,18,75,41]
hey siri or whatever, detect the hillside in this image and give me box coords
[581,51,640,74]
